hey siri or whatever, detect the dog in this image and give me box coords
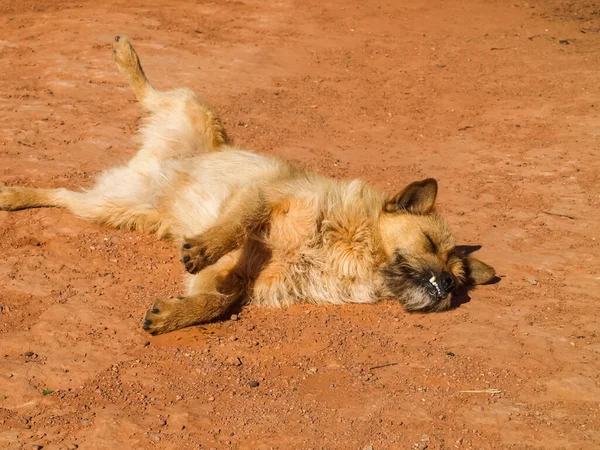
[0,37,496,335]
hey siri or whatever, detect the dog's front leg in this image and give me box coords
[144,249,245,334]
[180,186,268,274]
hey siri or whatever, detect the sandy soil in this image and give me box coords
[0,0,599,448]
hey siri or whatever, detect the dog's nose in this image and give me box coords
[439,272,455,293]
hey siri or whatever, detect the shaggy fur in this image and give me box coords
[0,37,496,334]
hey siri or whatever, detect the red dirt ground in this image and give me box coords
[1,0,599,448]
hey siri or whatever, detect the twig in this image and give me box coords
[542,211,575,220]
[318,342,334,353]
[370,362,398,370]
[459,388,502,394]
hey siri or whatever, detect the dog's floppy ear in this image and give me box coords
[385,178,438,214]
[465,258,496,285]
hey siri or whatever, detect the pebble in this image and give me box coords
[0,305,3,312]
[32,445,43,450]
[24,351,36,358]
[363,446,374,450]
[230,314,238,321]
[248,380,259,388]
[67,445,79,450]
[227,356,242,366]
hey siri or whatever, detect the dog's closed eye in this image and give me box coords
[424,233,437,253]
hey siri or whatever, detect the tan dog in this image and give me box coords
[0,37,496,334]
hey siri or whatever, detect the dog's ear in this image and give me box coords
[465,258,496,285]
[385,178,438,214]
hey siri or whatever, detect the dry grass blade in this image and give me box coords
[459,388,502,394]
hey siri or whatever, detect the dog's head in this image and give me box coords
[379,178,495,312]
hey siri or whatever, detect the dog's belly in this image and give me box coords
[156,149,284,239]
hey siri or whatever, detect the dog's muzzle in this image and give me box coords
[426,271,455,299]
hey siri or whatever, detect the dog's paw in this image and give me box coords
[0,186,6,209]
[0,186,20,211]
[180,236,219,274]
[112,35,137,69]
[143,297,186,335]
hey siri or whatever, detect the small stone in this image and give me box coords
[143,341,150,347]
[148,433,160,442]
[307,367,318,375]
[67,445,79,450]
[363,446,374,450]
[230,314,238,321]
[559,39,569,45]
[24,351,35,357]
[248,380,259,388]
[0,305,3,312]
[32,445,43,450]
[527,279,538,285]
[439,414,446,420]
[227,356,242,366]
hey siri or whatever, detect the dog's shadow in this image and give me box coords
[450,245,501,309]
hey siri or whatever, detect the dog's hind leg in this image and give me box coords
[142,250,245,334]
[0,168,168,235]
[112,36,228,155]
[0,186,76,211]
[112,35,153,105]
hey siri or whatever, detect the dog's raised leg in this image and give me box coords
[112,35,228,153]
[112,35,154,104]
[143,250,245,334]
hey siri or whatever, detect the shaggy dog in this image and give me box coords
[0,37,496,334]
